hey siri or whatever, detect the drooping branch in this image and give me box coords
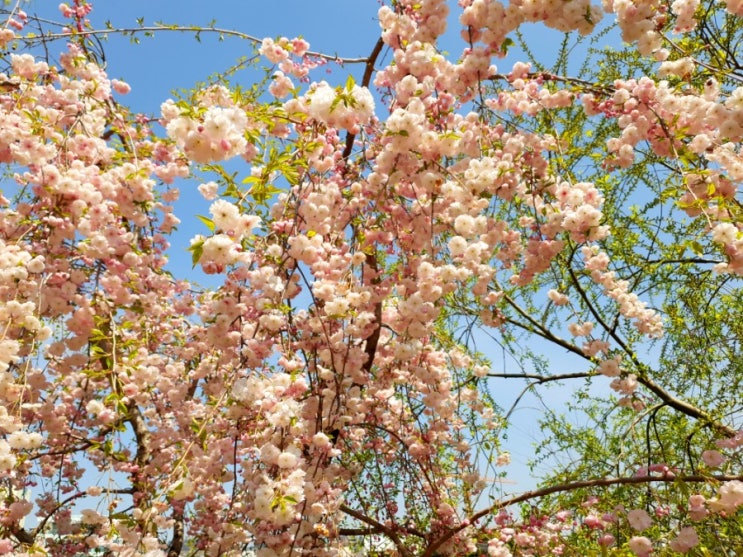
[566,267,737,438]
[499,268,736,439]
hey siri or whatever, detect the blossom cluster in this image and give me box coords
[458,0,602,56]
[302,80,376,133]
[163,103,249,164]
[259,36,316,80]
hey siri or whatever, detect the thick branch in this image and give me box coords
[8,524,34,546]
[127,401,153,535]
[362,253,382,375]
[339,504,413,557]
[635,374,736,438]
[167,510,185,557]
[338,527,381,536]
[342,37,385,161]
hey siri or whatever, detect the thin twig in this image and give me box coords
[23,25,374,64]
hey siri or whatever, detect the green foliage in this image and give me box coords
[427,9,743,551]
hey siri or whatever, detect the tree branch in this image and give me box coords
[339,504,414,557]
[487,372,590,383]
[338,527,381,536]
[24,25,374,64]
[343,37,385,161]
[422,473,743,557]
[566,267,736,437]
[362,253,382,375]
[167,509,184,557]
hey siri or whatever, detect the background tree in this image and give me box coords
[0,1,741,556]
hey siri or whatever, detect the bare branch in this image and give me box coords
[22,25,374,64]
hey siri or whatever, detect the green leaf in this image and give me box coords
[688,240,704,255]
[501,37,514,54]
[196,214,215,232]
[187,240,204,266]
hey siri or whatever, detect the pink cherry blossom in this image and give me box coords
[627,509,653,531]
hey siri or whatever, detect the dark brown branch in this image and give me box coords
[487,372,590,382]
[9,525,34,546]
[127,402,154,537]
[340,504,413,557]
[167,511,185,557]
[361,38,385,90]
[362,253,382,375]
[339,527,381,536]
[342,37,385,161]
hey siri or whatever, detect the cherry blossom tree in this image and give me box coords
[0,0,741,556]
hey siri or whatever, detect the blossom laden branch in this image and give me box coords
[423,474,743,557]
